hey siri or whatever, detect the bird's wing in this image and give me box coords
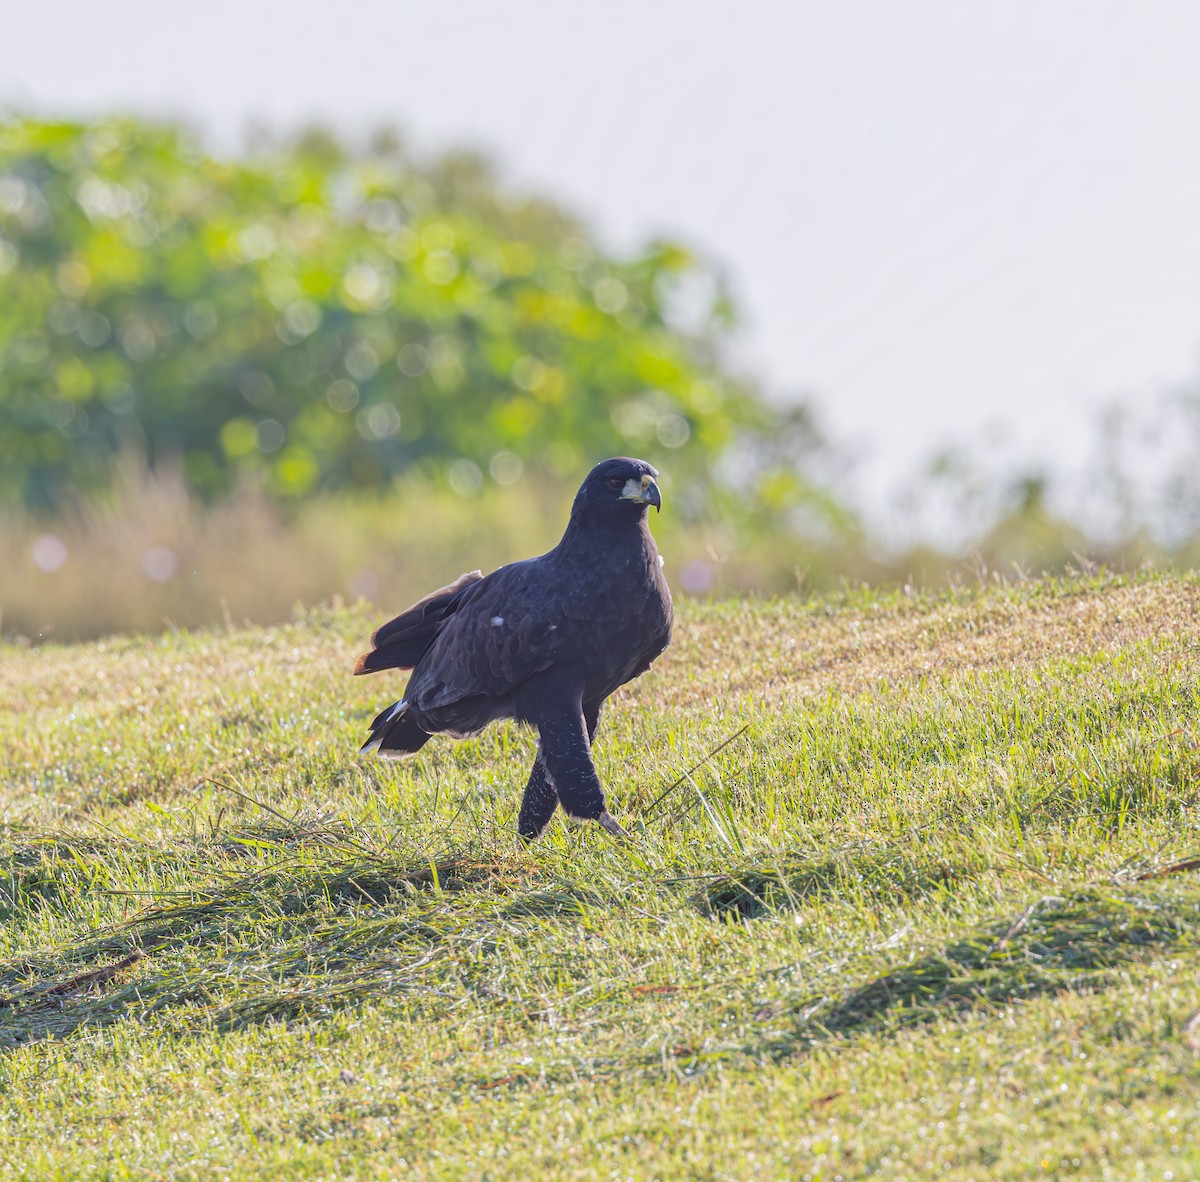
[407,558,569,710]
[352,570,484,675]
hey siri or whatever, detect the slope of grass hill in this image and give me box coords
[1,572,1199,1178]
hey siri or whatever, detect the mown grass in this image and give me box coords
[2,571,1200,1178]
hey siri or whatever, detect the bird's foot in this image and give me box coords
[516,817,554,844]
[597,811,632,841]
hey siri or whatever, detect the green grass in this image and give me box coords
[2,571,1200,1178]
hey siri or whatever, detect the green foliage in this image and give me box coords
[0,116,787,512]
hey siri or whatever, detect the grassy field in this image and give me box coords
[2,572,1200,1179]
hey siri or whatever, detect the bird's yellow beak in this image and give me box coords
[621,474,662,512]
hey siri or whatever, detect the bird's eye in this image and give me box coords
[606,477,625,490]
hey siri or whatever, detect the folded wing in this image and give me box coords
[352,570,484,675]
[354,558,570,721]
[406,560,567,713]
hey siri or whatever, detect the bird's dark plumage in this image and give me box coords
[354,457,673,839]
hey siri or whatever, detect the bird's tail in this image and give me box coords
[360,699,432,758]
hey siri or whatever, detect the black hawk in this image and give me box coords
[354,457,673,840]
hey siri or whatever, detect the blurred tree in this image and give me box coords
[0,115,825,528]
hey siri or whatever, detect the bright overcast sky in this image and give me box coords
[5,0,1200,517]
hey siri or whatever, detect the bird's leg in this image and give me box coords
[583,699,603,746]
[580,699,628,839]
[516,745,558,842]
[537,702,621,833]
[516,702,609,843]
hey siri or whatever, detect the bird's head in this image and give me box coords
[571,457,663,522]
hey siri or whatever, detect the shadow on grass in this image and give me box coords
[772,887,1200,1052]
[0,837,600,1047]
[694,845,983,919]
[4,825,1198,1068]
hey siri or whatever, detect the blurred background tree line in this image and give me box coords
[0,116,794,507]
[1,115,1197,639]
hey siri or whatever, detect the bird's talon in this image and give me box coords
[597,811,632,840]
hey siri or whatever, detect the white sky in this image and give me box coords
[5,0,1200,525]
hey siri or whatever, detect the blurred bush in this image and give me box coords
[0,115,832,529]
[2,458,1174,642]
[0,464,870,640]
[3,115,1194,641]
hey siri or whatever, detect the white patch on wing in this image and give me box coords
[490,616,504,626]
[386,699,407,722]
[658,554,665,568]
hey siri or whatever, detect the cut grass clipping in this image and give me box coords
[1,571,1200,1178]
